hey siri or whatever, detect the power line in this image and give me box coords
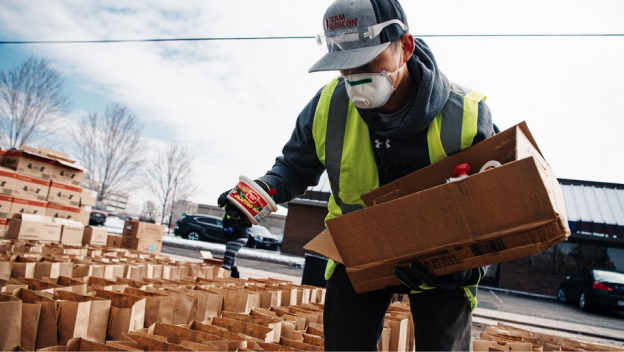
[1,33,623,45]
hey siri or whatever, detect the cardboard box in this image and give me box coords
[304,122,570,293]
[54,218,84,245]
[122,237,162,254]
[51,159,84,187]
[122,220,164,240]
[0,167,17,196]
[1,149,56,180]
[0,218,8,238]
[40,215,63,242]
[0,195,12,219]
[5,213,45,241]
[83,226,108,246]
[34,146,74,163]
[13,174,50,202]
[81,189,97,207]
[47,181,82,207]
[46,202,81,220]
[10,197,47,217]
[76,207,90,226]
[107,234,123,248]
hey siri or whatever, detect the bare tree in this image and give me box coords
[141,200,159,223]
[147,143,197,225]
[74,103,147,201]
[0,57,70,149]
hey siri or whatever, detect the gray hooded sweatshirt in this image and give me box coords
[258,39,494,204]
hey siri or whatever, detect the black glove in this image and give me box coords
[217,180,274,229]
[393,263,488,292]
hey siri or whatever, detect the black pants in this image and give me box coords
[324,264,472,351]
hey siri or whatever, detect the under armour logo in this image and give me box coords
[374,139,391,149]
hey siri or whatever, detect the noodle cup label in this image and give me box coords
[226,176,277,225]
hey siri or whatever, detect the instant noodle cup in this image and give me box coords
[226,175,278,225]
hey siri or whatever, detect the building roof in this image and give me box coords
[294,175,624,239]
[559,179,624,239]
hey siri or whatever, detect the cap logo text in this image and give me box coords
[326,14,358,31]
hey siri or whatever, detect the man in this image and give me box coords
[218,0,495,350]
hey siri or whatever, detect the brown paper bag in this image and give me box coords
[179,340,220,352]
[1,256,14,280]
[148,322,229,350]
[126,264,148,280]
[222,311,283,342]
[26,289,59,350]
[144,287,198,325]
[210,287,260,314]
[189,320,247,351]
[95,288,146,341]
[125,332,190,351]
[123,287,174,327]
[106,341,143,352]
[211,316,275,343]
[104,263,127,279]
[55,290,112,344]
[1,278,28,293]
[0,293,23,351]
[66,337,127,351]
[34,261,73,280]
[278,337,323,351]
[179,286,224,321]
[45,276,88,295]
[384,315,409,352]
[473,339,534,352]
[245,285,282,308]
[11,256,39,279]
[12,289,42,351]
[85,276,128,292]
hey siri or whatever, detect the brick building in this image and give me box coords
[282,175,624,296]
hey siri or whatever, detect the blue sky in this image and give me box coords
[1,0,624,213]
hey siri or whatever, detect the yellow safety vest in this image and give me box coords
[313,77,486,309]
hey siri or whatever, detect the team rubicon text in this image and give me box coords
[326,14,358,31]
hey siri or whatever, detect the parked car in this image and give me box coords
[89,210,107,226]
[556,268,624,311]
[173,214,226,243]
[246,225,282,251]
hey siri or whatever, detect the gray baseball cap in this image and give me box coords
[309,0,409,73]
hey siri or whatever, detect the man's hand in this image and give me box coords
[393,263,487,292]
[217,179,275,229]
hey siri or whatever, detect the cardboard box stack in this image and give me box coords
[122,220,165,254]
[0,146,88,237]
[305,122,571,294]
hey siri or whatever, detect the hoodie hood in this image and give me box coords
[357,38,450,139]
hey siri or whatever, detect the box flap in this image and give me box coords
[56,158,86,171]
[12,213,44,222]
[516,121,543,158]
[303,228,343,263]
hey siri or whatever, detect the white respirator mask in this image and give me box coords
[343,63,405,109]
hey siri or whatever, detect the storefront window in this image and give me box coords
[555,242,579,275]
[605,248,624,272]
[529,246,555,273]
[579,243,606,269]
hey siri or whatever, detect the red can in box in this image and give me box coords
[226,176,277,225]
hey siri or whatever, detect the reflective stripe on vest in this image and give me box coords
[313,78,485,222]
